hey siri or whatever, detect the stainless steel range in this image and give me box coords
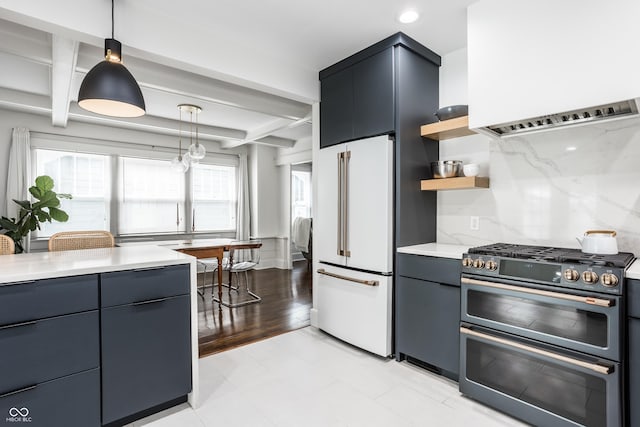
[459,243,635,427]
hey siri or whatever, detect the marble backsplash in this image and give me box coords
[437,118,640,255]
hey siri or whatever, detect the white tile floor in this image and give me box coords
[131,327,528,427]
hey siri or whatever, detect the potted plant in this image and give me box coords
[0,175,72,253]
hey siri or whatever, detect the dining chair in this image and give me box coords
[196,256,231,299]
[0,235,15,255]
[214,240,262,307]
[48,230,115,251]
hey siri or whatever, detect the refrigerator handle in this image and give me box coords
[344,150,351,257]
[337,152,344,256]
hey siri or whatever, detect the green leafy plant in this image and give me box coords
[0,175,72,253]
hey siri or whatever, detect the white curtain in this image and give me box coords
[6,127,31,252]
[235,153,250,241]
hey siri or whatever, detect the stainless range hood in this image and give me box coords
[476,98,640,138]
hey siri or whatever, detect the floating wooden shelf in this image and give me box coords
[421,176,490,191]
[420,116,476,140]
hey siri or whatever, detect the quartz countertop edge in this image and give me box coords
[626,259,640,279]
[397,243,471,260]
[0,245,195,284]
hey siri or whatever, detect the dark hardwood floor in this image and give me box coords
[197,260,312,357]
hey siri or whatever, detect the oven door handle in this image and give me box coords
[460,326,613,375]
[461,277,614,308]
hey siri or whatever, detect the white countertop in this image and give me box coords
[627,259,640,280]
[397,243,471,260]
[0,245,194,284]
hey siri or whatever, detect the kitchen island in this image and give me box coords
[0,245,198,427]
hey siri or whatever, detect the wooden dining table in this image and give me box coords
[160,239,262,306]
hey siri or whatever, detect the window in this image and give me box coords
[34,149,110,237]
[119,157,186,234]
[192,163,236,232]
[291,169,312,222]
[31,140,238,238]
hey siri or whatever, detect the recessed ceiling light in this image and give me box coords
[566,146,577,151]
[398,10,419,24]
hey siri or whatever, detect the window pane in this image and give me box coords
[192,163,236,231]
[119,157,185,234]
[34,149,109,237]
[292,170,312,223]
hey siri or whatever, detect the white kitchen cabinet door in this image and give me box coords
[316,143,345,266]
[344,135,393,273]
[316,264,392,357]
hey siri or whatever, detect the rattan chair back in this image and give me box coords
[0,234,15,255]
[48,230,115,252]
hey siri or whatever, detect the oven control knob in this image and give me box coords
[485,260,498,271]
[563,269,579,282]
[582,271,599,284]
[462,257,474,267]
[600,273,619,288]
[473,259,485,269]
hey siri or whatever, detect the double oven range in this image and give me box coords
[459,243,635,427]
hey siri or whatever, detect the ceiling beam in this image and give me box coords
[220,114,310,148]
[0,87,51,114]
[254,136,296,149]
[51,35,78,127]
[66,103,246,142]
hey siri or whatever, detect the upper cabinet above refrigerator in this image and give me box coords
[319,49,394,148]
[467,0,640,133]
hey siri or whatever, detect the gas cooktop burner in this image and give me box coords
[468,243,635,268]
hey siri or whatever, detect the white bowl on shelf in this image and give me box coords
[463,163,479,177]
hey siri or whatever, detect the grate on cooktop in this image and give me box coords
[468,242,636,268]
[559,252,635,268]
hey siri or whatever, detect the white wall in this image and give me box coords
[248,143,289,269]
[437,49,640,254]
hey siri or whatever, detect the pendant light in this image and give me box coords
[78,0,146,117]
[187,106,206,160]
[171,105,191,173]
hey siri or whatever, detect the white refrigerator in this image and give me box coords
[315,134,393,357]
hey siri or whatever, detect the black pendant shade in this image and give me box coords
[78,38,146,118]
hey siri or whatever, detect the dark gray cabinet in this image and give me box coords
[0,275,100,427]
[319,32,441,249]
[320,48,394,148]
[629,279,640,427]
[0,263,191,427]
[629,317,639,427]
[101,265,191,425]
[319,65,353,148]
[396,254,461,380]
[0,369,100,427]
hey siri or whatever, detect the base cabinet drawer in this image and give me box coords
[0,311,99,394]
[101,294,191,425]
[0,275,98,326]
[101,264,189,308]
[0,369,100,427]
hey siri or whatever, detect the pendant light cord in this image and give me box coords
[111,0,115,39]
[178,108,183,159]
